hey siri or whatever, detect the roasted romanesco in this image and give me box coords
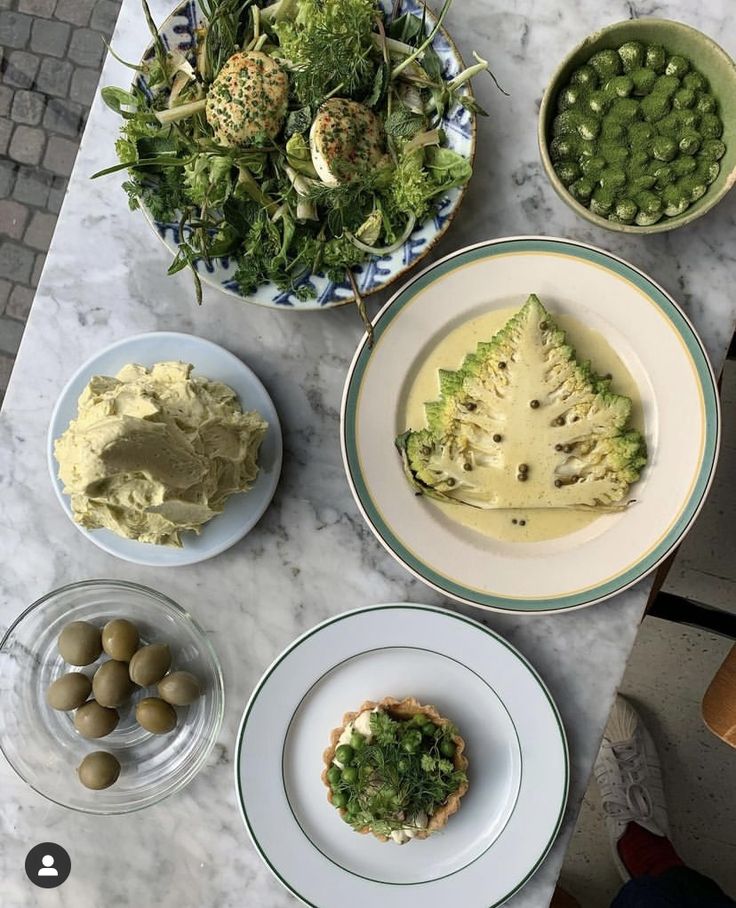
[396,294,647,510]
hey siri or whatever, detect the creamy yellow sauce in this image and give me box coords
[402,308,644,543]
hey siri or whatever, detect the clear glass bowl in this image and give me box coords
[0,580,224,814]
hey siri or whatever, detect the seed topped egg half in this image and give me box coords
[309,98,387,186]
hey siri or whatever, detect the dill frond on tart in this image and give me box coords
[321,696,468,844]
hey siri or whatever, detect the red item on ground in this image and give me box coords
[617,821,685,878]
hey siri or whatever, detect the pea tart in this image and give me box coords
[321,696,468,844]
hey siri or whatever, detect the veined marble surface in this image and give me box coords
[1,1,735,906]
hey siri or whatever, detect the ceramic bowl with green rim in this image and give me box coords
[538,19,736,234]
[340,237,720,613]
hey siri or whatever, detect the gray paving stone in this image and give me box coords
[36,57,73,97]
[0,200,29,239]
[10,89,45,126]
[30,16,70,57]
[68,27,103,68]
[0,354,15,396]
[30,251,45,286]
[0,160,16,198]
[0,279,10,310]
[43,96,82,136]
[69,66,99,106]
[47,183,65,213]
[13,166,52,207]
[3,50,39,89]
[90,0,118,34]
[0,117,12,155]
[19,0,57,16]
[8,124,45,165]
[0,314,25,355]
[54,0,94,26]
[0,11,33,49]
[24,210,56,251]
[42,133,77,174]
[0,85,13,117]
[0,242,35,284]
[6,283,34,320]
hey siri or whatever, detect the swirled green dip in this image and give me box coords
[549,42,726,225]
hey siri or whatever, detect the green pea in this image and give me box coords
[609,97,640,123]
[607,75,634,98]
[586,90,612,116]
[665,55,690,79]
[599,167,626,190]
[700,112,723,139]
[645,44,667,74]
[672,154,697,177]
[580,156,606,179]
[554,161,581,185]
[349,732,366,751]
[640,92,670,122]
[589,49,622,81]
[618,41,645,73]
[571,65,598,89]
[678,131,701,155]
[662,183,690,216]
[695,93,716,115]
[577,115,601,140]
[331,791,347,809]
[439,738,457,758]
[652,135,678,162]
[557,85,581,112]
[630,67,657,95]
[653,75,680,99]
[590,185,616,215]
[672,87,696,110]
[335,744,354,766]
[682,71,707,92]
[679,174,707,203]
[635,190,663,216]
[699,138,726,161]
[569,177,595,201]
[613,198,638,223]
[552,109,582,137]
[599,142,629,165]
[342,766,358,784]
[327,766,342,786]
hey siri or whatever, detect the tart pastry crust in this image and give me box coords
[321,695,469,842]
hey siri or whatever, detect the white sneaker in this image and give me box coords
[593,696,670,882]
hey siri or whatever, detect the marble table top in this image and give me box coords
[1,1,735,906]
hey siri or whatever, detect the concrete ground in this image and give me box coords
[0,0,121,401]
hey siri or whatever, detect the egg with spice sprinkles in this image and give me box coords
[310,98,388,186]
[206,51,289,146]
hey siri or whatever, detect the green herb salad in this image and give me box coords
[98,0,500,322]
[322,697,468,843]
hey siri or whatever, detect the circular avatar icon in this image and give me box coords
[25,842,71,888]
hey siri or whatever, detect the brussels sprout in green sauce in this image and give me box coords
[549,41,725,225]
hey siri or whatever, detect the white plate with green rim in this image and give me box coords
[341,237,720,613]
[235,603,568,908]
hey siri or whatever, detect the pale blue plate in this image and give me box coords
[47,331,282,566]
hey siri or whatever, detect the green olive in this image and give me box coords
[342,766,358,784]
[136,697,177,734]
[46,672,92,711]
[101,619,139,662]
[349,732,366,751]
[607,75,634,98]
[618,41,645,73]
[326,766,342,786]
[92,660,134,708]
[58,621,102,666]
[630,67,657,95]
[158,671,201,706]
[696,93,716,115]
[645,45,667,74]
[335,744,354,766]
[589,49,622,81]
[682,70,707,92]
[331,791,347,809]
[665,55,690,79]
[701,112,723,139]
[129,644,171,687]
[612,198,637,223]
[77,751,120,790]
[440,738,457,759]
[74,700,119,738]
[571,64,598,89]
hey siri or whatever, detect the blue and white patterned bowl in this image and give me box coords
[135,0,477,309]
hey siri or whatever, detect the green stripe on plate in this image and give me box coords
[342,238,720,612]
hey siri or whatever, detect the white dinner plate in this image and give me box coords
[236,603,568,908]
[47,331,282,566]
[341,237,720,613]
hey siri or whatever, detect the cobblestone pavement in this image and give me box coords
[0,0,121,404]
